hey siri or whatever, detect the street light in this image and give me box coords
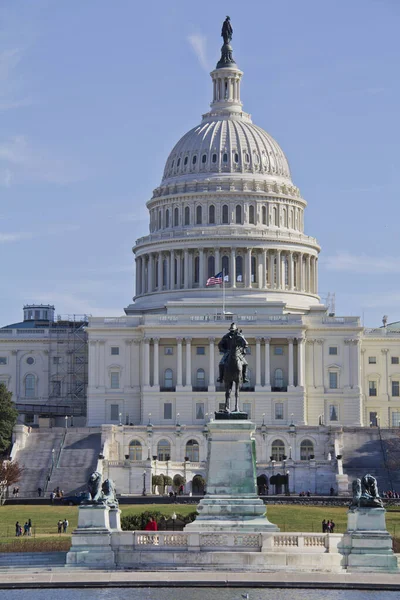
[119,412,122,426]
[142,470,147,496]
[64,415,68,429]
[171,511,177,531]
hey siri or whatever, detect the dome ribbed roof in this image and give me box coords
[162,117,292,184]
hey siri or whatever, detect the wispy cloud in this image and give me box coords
[0,232,33,243]
[0,47,32,111]
[187,34,210,72]
[0,135,86,186]
[322,252,400,274]
[0,224,80,244]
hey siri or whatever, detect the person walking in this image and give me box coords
[322,519,327,533]
[57,519,63,534]
[23,522,29,536]
[37,487,42,497]
[28,518,32,536]
[330,519,335,533]
[62,518,69,533]
[15,521,20,537]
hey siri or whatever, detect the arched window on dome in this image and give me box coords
[235,205,242,224]
[251,256,257,284]
[262,206,267,225]
[222,204,229,224]
[196,205,202,225]
[282,208,287,228]
[174,207,179,227]
[212,153,217,164]
[184,206,190,226]
[223,152,228,163]
[244,152,250,164]
[236,255,243,283]
[171,159,175,170]
[209,205,215,224]
[162,259,168,288]
[289,208,293,229]
[184,156,188,166]
[186,439,200,462]
[129,440,142,461]
[253,153,259,166]
[158,210,162,230]
[192,155,197,165]
[177,157,181,167]
[202,153,207,164]
[208,255,215,278]
[273,206,278,227]
[233,152,239,163]
[165,209,170,228]
[300,440,314,461]
[194,256,200,284]
[249,205,255,225]
[222,255,229,278]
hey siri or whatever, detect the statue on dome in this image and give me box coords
[221,16,233,45]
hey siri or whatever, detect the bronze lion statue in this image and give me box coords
[87,471,103,503]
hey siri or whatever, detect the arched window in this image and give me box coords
[249,205,255,224]
[251,255,257,284]
[262,206,267,225]
[25,374,35,398]
[165,209,170,228]
[184,206,190,225]
[196,205,202,225]
[273,206,278,226]
[223,152,228,163]
[129,440,142,461]
[271,439,285,461]
[177,157,181,167]
[212,153,217,163]
[196,368,206,388]
[202,154,207,164]
[157,439,171,461]
[274,368,284,389]
[158,210,162,229]
[164,368,173,389]
[162,259,167,287]
[208,255,215,278]
[289,209,293,228]
[174,207,179,227]
[209,205,215,224]
[194,256,200,284]
[233,152,239,163]
[282,208,287,227]
[184,156,188,166]
[222,204,229,224]
[186,439,200,462]
[235,205,242,224]
[300,440,314,460]
[192,155,197,165]
[244,152,250,164]
[222,255,229,278]
[236,255,243,282]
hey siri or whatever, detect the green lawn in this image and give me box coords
[1,503,400,543]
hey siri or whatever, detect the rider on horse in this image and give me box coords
[217,323,249,383]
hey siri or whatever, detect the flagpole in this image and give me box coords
[222,268,226,315]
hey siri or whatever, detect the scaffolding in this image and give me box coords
[47,314,89,417]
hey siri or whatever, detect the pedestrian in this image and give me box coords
[23,522,29,536]
[15,487,19,497]
[50,491,55,504]
[144,517,157,531]
[330,487,334,496]
[57,519,62,534]
[62,518,69,533]
[330,519,335,533]
[28,518,32,536]
[37,487,42,497]
[15,521,20,537]
[322,519,327,533]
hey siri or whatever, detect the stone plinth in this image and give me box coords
[66,504,116,568]
[344,507,398,572]
[109,507,122,531]
[185,419,279,532]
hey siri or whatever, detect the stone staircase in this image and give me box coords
[342,428,400,493]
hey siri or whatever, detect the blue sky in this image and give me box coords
[1,0,399,327]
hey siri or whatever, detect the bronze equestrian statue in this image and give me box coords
[217,323,249,412]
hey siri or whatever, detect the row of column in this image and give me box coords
[136,249,318,296]
[142,336,305,389]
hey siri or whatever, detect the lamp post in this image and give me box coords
[119,412,122,426]
[261,413,266,440]
[64,415,68,429]
[171,511,177,531]
[184,457,189,495]
[142,470,147,496]
[51,448,55,468]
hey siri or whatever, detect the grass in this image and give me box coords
[0,503,399,552]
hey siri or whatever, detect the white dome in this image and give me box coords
[162,116,292,184]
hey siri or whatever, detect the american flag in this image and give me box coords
[206,271,223,286]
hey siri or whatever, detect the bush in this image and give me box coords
[121,510,198,531]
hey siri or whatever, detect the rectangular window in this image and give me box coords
[329,372,338,389]
[275,402,284,420]
[274,347,283,355]
[392,381,400,397]
[110,372,120,389]
[52,356,61,365]
[369,412,378,427]
[329,347,338,355]
[369,356,377,364]
[111,347,119,355]
[0,357,7,365]
[110,404,119,421]
[392,412,400,427]
[164,347,173,355]
[196,402,205,420]
[164,403,172,420]
[329,405,338,421]
[369,381,377,396]
[243,402,252,419]
[392,357,399,365]
[196,347,205,355]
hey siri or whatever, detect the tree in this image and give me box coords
[0,383,18,454]
[0,460,23,499]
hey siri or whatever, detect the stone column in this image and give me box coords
[177,337,183,389]
[184,249,189,289]
[125,339,133,389]
[246,247,252,287]
[306,255,311,293]
[99,341,105,387]
[143,338,150,388]
[316,339,324,389]
[264,337,271,389]
[199,248,205,287]
[165,252,170,289]
[288,337,294,388]
[262,250,267,288]
[170,250,175,290]
[208,337,216,391]
[148,253,153,293]
[276,250,281,289]
[268,252,274,288]
[315,258,318,294]
[157,252,163,290]
[153,337,160,388]
[297,338,305,388]
[299,253,304,291]
[89,342,97,388]
[289,252,294,290]
[177,251,182,289]
[185,337,192,389]
[135,258,140,296]
[231,249,236,288]
[255,337,262,390]
[215,248,220,275]
[141,256,146,294]
[344,339,352,388]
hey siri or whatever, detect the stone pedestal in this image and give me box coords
[185,419,279,532]
[66,504,116,567]
[109,507,122,531]
[335,474,349,496]
[344,507,398,572]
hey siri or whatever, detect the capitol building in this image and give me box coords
[3,24,400,497]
